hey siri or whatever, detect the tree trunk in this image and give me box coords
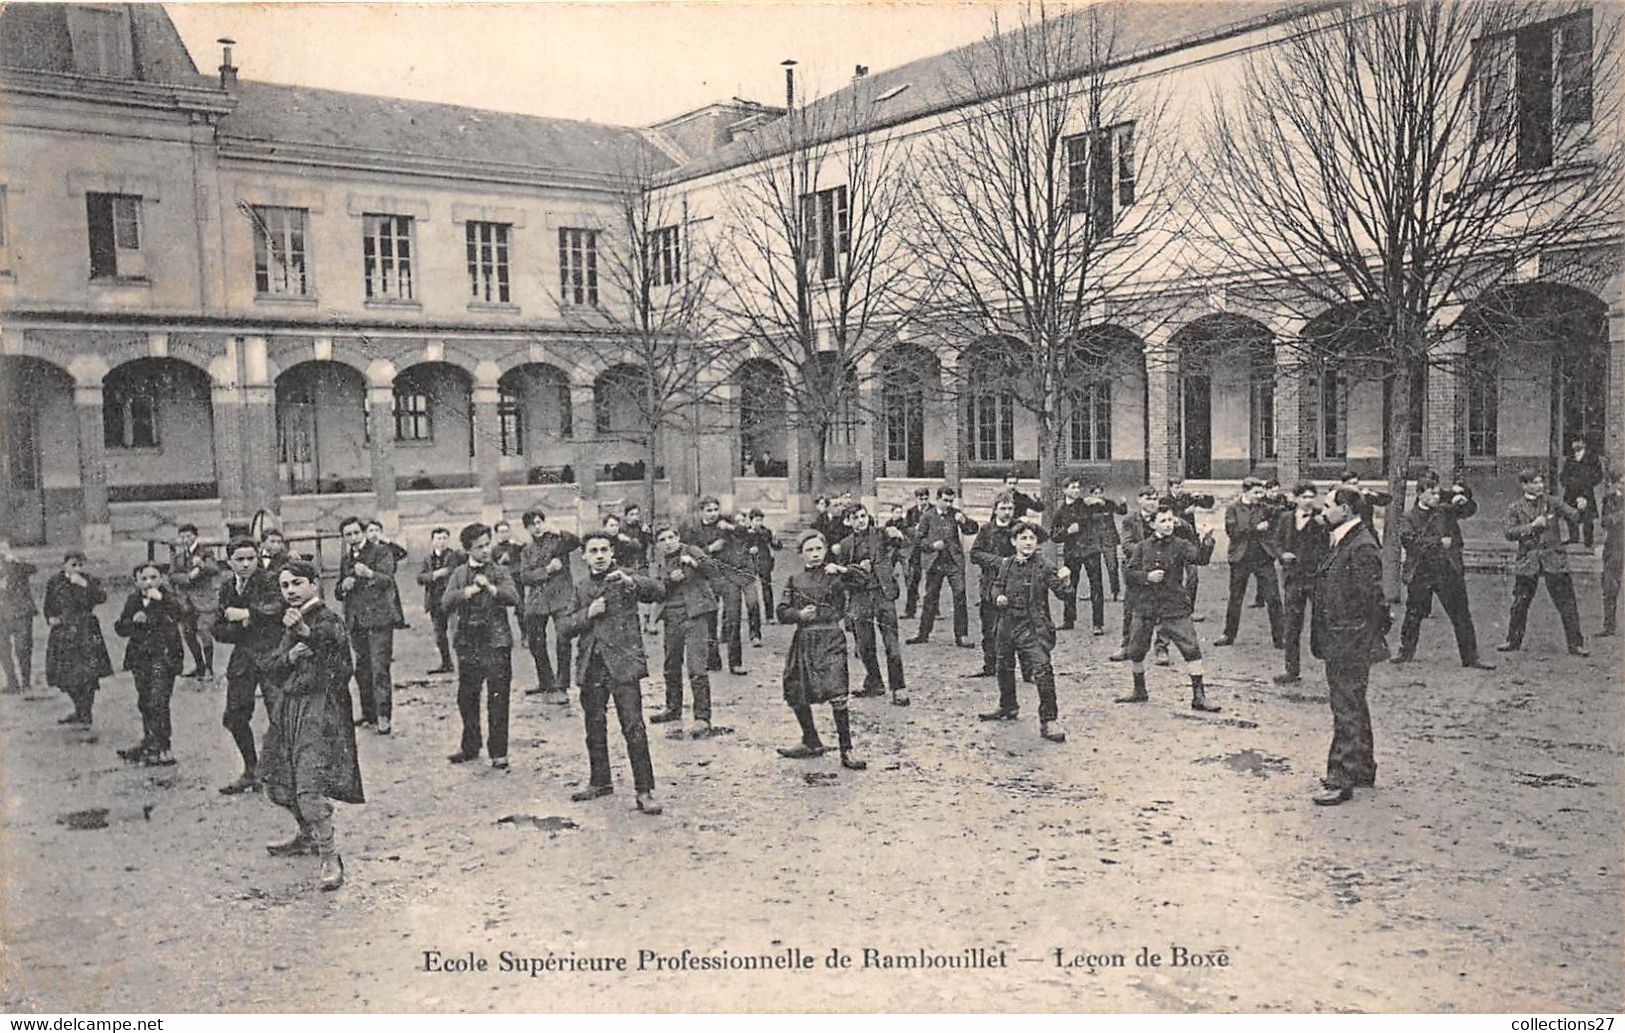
[644,423,661,527]
[1036,412,1057,521]
[1382,367,1412,603]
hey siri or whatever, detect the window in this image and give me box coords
[1306,369,1348,460]
[1251,359,1276,460]
[393,388,432,442]
[649,225,682,287]
[498,385,524,456]
[67,6,133,78]
[884,382,922,463]
[250,205,309,296]
[1407,360,1426,460]
[104,378,158,449]
[967,390,1015,462]
[1065,121,1136,237]
[1067,381,1112,462]
[1477,11,1593,169]
[362,214,414,301]
[86,193,143,280]
[466,221,511,303]
[1467,348,1499,457]
[559,228,599,306]
[800,186,849,283]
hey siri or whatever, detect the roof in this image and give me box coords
[217,80,674,181]
[0,3,209,86]
[665,1,1331,183]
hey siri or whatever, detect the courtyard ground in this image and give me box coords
[1,567,1619,1013]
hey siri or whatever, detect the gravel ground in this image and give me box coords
[1,567,1619,1013]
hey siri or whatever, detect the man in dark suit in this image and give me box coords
[900,486,932,618]
[907,486,979,647]
[1215,476,1283,647]
[967,494,1019,677]
[442,523,521,770]
[519,508,581,703]
[1560,438,1602,548]
[211,537,285,794]
[1272,481,1328,685]
[1499,469,1588,656]
[560,531,667,815]
[335,515,399,734]
[1310,486,1390,806]
[680,496,731,671]
[1394,472,1494,669]
[415,526,461,675]
[1050,477,1126,634]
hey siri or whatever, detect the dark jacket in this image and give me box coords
[611,532,649,573]
[1007,488,1045,522]
[991,554,1069,647]
[740,526,778,578]
[0,558,37,623]
[519,531,581,617]
[914,505,979,571]
[1124,533,1214,620]
[1225,500,1282,565]
[167,542,220,612]
[44,572,113,687]
[777,563,868,706]
[416,548,464,614]
[259,600,364,806]
[1311,523,1390,664]
[831,525,903,613]
[1051,497,1124,557]
[441,561,521,649]
[714,521,758,586]
[654,545,718,623]
[336,540,400,630]
[212,569,286,673]
[114,589,185,674]
[811,509,852,547]
[1398,487,1477,584]
[559,567,665,683]
[1561,451,1603,510]
[1275,509,1330,594]
[679,519,732,587]
[970,520,1020,604]
[1504,493,1579,576]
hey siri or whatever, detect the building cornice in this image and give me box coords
[0,66,234,119]
[0,305,629,341]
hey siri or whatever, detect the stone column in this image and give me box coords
[1606,278,1625,469]
[1273,340,1304,489]
[857,354,880,501]
[473,361,503,525]
[1144,334,1182,488]
[365,375,399,534]
[939,351,962,488]
[570,383,599,530]
[208,347,247,522]
[73,381,113,553]
[239,336,281,521]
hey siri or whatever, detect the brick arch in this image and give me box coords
[0,338,84,383]
[265,336,372,382]
[491,340,598,386]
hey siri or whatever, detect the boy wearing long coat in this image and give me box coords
[831,507,909,706]
[113,562,185,765]
[987,522,1072,741]
[44,553,112,726]
[519,509,581,703]
[776,532,869,771]
[442,524,521,769]
[649,527,719,737]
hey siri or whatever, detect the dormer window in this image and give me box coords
[66,6,134,78]
[874,83,911,103]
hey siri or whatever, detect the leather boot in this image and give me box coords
[1114,671,1149,704]
[266,830,317,857]
[319,853,345,891]
[834,708,865,770]
[1190,676,1221,713]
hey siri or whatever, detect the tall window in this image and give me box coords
[801,186,849,283]
[466,221,511,303]
[649,225,682,286]
[251,205,309,296]
[86,193,143,280]
[1477,11,1593,170]
[67,6,133,77]
[362,214,414,301]
[967,390,1015,462]
[1065,121,1136,237]
[1306,369,1348,460]
[104,376,158,449]
[1467,348,1499,457]
[1251,356,1277,460]
[1066,382,1112,462]
[559,228,599,306]
[498,385,524,456]
[393,387,432,441]
[884,382,922,464]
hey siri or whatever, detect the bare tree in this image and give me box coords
[1198,0,1623,593]
[908,1,1186,503]
[717,73,922,494]
[554,145,733,523]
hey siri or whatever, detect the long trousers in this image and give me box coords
[1280,585,1311,678]
[580,655,655,793]
[1222,562,1282,643]
[0,619,32,690]
[456,645,511,759]
[1506,572,1584,648]
[1604,542,1621,632]
[918,561,969,639]
[853,603,905,692]
[716,582,745,667]
[525,611,573,691]
[994,623,1057,721]
[177,607,214,672]
[662,616,712,721]
[1061,551,1107,629]
[349,626,395,723]
[1325,657,1376,790]
[133,665,176,752]
[903,550,923,615]
[759,574,776,620]
[978,602,1000,671]
[222,666,260,769]
[430,608,453,668]
[1398,568,1480,663]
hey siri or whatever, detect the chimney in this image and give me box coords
[854,65,869,78]
[782,58,796,109]
[218,38,238,90]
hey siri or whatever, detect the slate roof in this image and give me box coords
[0,3,209,86]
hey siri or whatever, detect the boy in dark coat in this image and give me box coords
[261,559,362,890]
[1601,469,1623,636]
[213,538,285,794]
[742,508,780,630]
[442,523,521,770]
[336,516,400,733]
[680,497,734,672]
[1050,477,1125,634]
[1560,438,1602,548]
[519,508,581,703]
[113,561,185,766]
[559,532,666,815]
[1215,476,1283,648]
[985,521,1072,740]
[967,494,1019,677]
[1272,481,1329,685]
[1394,472,1494,668]
[907,486,979,647]
[416,526,462,674]
[649,525,719,738]
[44,552,112,727]
[1499,469,1587,656]
[168,523,219,678]
[0,550,37,693]
[831,506,909,705]
[1117,508,1220,712]
[900,486,932,618]
[777,531,870,770]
